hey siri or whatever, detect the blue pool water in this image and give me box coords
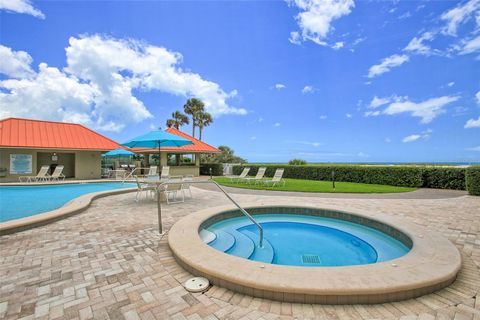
[202,214,410,267]
[0,183,135,222]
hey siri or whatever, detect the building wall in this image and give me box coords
[74,151,102,180]
[0,148,103,182]
[170,166,200,177]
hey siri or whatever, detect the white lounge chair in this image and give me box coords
[47,165,66,182]
[19,165,50,182]
[241,167,267,184]
[262,168,286,187]
[227,167,250,183]
[134,176,156,202]
[161,166,170,181]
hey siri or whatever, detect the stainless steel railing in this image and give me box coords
[153,179,264,248]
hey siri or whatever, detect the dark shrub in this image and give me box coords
[233,164,466,189]
[466,166,480,195]
[200,163,223,176]
[288,159,307,165]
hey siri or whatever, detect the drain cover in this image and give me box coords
[184,277,210,293]
[302,254,321,264]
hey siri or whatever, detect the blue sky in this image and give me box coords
[0,0,479,163]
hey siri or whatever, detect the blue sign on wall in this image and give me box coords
[10,154,33,174]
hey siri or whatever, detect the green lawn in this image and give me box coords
[213,177,416,193]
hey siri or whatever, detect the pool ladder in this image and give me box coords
[157,179,264,248]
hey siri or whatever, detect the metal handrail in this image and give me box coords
[149,178,264,248]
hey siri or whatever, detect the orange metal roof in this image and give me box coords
[133,127,220,153]
[0,118,121,151]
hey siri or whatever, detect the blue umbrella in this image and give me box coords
[121,130,193,169]
[103,148,136,157]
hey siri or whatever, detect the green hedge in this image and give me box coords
[466,166,480,195]
[232,165,467,189]
[200,163,223,176]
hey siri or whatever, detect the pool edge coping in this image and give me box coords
[168,202,462,304]
[0,186,137,235]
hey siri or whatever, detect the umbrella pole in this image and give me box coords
[157,142,163,234]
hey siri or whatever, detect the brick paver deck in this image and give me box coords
[1,186,479,319]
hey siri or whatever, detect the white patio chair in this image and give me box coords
[164,175,184,204]
[262,168,286,187]
[134,176,156,202]
[182,175,194,198]
[160,166,170,181]
[241,167,267,184]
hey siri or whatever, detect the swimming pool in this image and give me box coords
[201,214,409,267]
[0,183,136,222]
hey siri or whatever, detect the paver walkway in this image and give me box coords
[1,186,479,320]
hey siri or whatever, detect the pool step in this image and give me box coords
[225,230,255,259]
[209,230,235,252]
[241,230,275,263]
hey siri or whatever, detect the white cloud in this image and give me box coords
[345,113,352,118]
[467,146,480,151]
[1,35,246,132]
[403,32,435,56]
[476,91,480,104]
[66,35,246,117]
[0,0,45,18]
[402,129,432,143]
[364,110,380,117]
[0,45,35,78]
[332,41,344,49]
[465,116,480,128]
[447,82,455,87]
[402,134,421,143]
[458,35,480,54]
[0,63,101,127]
[385,137,391,143]
[441,0,480,36]
[250,136,257,140]
[398,11,412,20]
[301,85,315,94]
[286,140,322,147]
[319,115,327,120]
[288,0,355,47]
[369,95,397,108]
[383,96,459,123]
[274,83,286,89]
[273,122,281,127]
[367,54,409,78]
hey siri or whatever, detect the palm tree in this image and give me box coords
[197,112,213,141]
[183,98,205,138]
[166,111,189,129]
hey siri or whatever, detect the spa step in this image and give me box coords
[225,230,255,259]
[199,229,216,244]
[209,230,235,252]
[241,230,275,263]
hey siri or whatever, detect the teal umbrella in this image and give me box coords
[122,130,193,171]
[103,148,135,157]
